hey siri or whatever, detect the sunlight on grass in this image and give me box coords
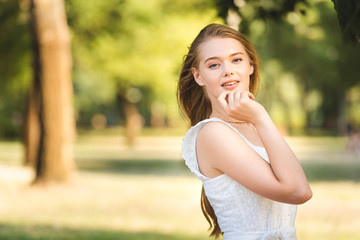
[297,182,360,240]
[0,168,209,239]
[1,166,360,240]
[0,136,360,239]
[0,142,23,165]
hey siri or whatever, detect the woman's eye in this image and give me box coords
[233,58,242,63]
[209,63,219,69]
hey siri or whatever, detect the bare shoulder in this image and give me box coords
[196,120,262,179]
[198,120,235,135]
[197,121,243,145]
[196,121,248,178]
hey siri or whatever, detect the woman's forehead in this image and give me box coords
[198,37,246,61]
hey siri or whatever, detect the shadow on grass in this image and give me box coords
[301,161,360,182]
[76,159,192,176]
[0,223,206,240]
[77,158,360,182]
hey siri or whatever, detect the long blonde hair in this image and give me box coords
[177,23,260,238]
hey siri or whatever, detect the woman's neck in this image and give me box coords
[210,111,246,124]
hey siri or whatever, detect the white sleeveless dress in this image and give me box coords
[182,118,297,240]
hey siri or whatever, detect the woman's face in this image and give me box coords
[192,37,254,102]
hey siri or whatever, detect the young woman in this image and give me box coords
[178,23,312,240]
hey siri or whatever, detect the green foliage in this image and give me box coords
[213,0,309,34]
[0,0,221,137]
[66,0,221,127]
[0,0,358,137]
[212,0,360,133]
[0,0,31,138]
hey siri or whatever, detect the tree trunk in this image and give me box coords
[116,92,143,146]
[24,15,41,167]
[124,102,142,146]
[24,78,41,167]
[321,86,347,135]
[30,0,75,183]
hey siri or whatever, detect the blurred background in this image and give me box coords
[0,0,359,239]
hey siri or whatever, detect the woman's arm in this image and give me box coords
[252,112,312,203]
[196,90,312,204]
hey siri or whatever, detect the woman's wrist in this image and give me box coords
[252,111,272,127]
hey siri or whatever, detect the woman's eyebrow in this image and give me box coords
[204,52,245,63]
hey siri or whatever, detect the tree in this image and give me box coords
[332,0,360,43]
[26,0,76,183]
[213,0,308,34]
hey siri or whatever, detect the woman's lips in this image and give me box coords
[221,80,240,90]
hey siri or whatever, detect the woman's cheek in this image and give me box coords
[204,86,221,99]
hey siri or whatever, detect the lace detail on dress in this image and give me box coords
[182,119,212,181]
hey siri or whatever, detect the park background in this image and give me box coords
[0,0,360,239]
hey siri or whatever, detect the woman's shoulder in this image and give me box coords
[200,119,230,132]
[197,119,241,142]
[196,118,234,130]
[184,118,239,145]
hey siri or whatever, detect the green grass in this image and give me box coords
[0,135,360,240]
[0,224,206,240]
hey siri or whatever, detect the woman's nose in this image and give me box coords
[223,62,234,77]
[224,71,234,77]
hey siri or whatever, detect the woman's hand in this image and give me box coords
[217,90,268,124]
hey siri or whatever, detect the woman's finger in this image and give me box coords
[234,90,242,103]
[217,91,230,110]
[248,91,256,100]
[239,90,255,101]
[228,91,237,109]
[239,90,250,101]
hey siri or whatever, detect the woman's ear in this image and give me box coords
[249,64,254,75]
[191,67,204,86]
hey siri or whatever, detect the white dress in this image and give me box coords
[182,118,297,240]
